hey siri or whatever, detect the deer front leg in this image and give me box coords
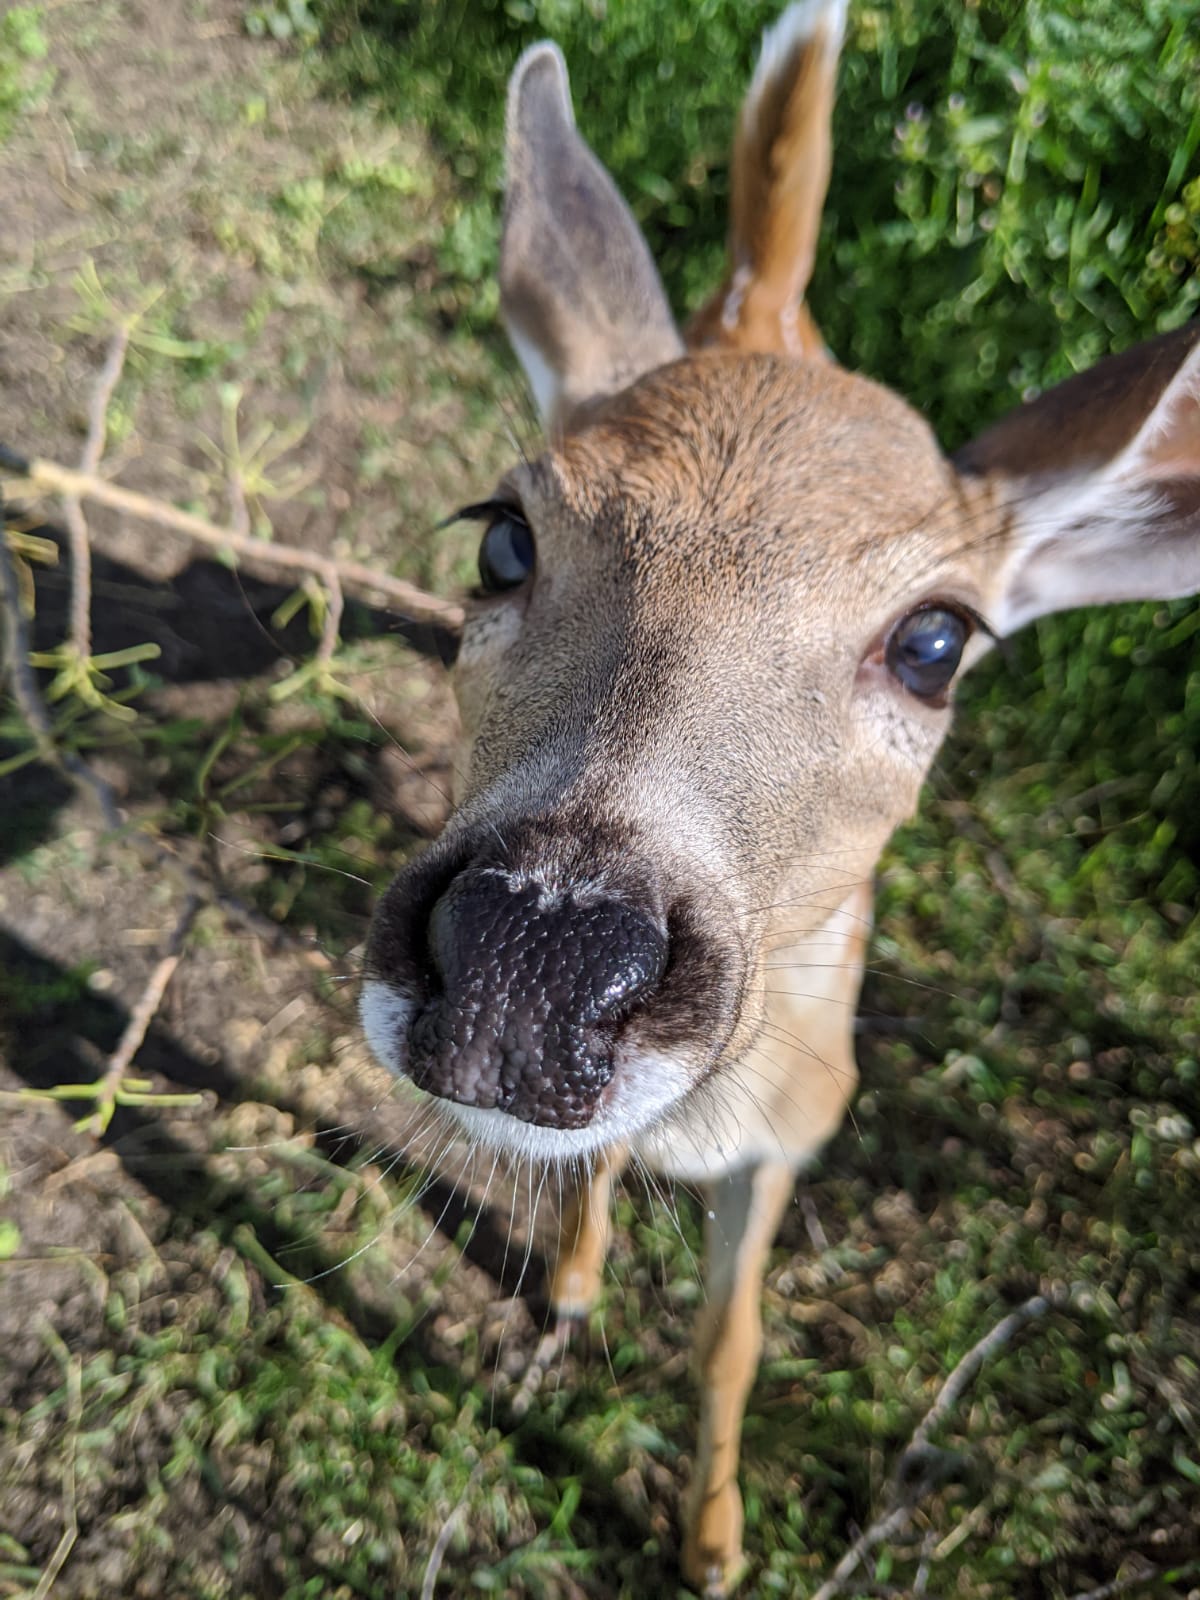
[682,1159,796,1597]
[514,1146,627,1416]
[549,1143,626,1316]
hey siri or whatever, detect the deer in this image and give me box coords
[360,1,1200,1591]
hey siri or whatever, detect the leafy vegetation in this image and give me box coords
[1,0,1198,1597]
[0,6,49,143]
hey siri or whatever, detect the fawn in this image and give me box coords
[362,1,1200,1590]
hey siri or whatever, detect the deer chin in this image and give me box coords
[359,976,694,1163]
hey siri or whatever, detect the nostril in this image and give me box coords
[589,915,668,1026]
[424,888,458,995]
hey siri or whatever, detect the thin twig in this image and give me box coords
[82,894,201,1134]
[1,505,123,827]
[60,494,94,658]
[31,1333,82,1600]
[4,503,329,962]
[912,1528,937,1596]
[1065,1563,1179,1600]
[420,1456,486,1600]
[909,1293,1053,1454]
[809,1504,915,1600]
[61,325,131,659]
[7,454,464,630]
[227,462,251,542]
[318,569,344,665]
[810,1291,1060,1600]
[1,497,56,755]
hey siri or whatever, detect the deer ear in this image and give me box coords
[955,324,1200,634]
[499,43,684,430]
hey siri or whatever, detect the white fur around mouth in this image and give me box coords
[359,977,692,1165]
[358,980,417,1077]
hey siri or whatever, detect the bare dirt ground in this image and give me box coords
[0,3,525,1593]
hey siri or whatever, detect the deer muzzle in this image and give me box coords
[362,812,746,1154]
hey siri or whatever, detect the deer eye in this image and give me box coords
[885,607,971,701]
[478,510,535,593]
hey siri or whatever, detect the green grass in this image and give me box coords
[321,0,1200,417]
[0,5,50,142]
[2,0,1200,1596]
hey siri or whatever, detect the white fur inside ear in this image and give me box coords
[506,321,561,427]
[1135,342,1200,480]
[968,335,1200,634]
[991,431,1199,635]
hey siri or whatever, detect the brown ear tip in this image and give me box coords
[507,41,574,143]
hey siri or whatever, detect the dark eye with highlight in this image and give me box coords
[885,606,972,701]
[477,509,535,594]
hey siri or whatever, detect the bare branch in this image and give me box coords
[1065,1566,1164,1600]
[1,502,56,755]
[62,325,132,659]
[10,454,464,632]
[809,1503,916,1600]
[61,491,94,659]
[82,894,201,1135]
[4,499,332,965]
[1,505,123,828]
[811,1291,1060,1600]
[318,569,345,665]
[29,1335,83,1600]
[909,1292,1054,1456]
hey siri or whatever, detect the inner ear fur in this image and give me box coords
[954,322,1200,634]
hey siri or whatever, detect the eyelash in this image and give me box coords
[444,498,525,529]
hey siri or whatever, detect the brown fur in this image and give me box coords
[687,0,843,358]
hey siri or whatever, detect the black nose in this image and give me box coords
[407,870,668,1129]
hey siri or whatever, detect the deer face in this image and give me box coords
[365,356,981,1160]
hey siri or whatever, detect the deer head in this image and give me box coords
[361,13,1200,1173]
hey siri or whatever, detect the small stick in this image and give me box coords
[62,325,131,660]
[7,453,464,630]
[30,1335,82,1600]
[317,568,345,665]
[420,1457,486,1600]
[908,1292,1052,1454]
[810,1291,1058,1600]
[4,517,329,963]
[1,509,124,827]
[1065,1569,1158,1600]
[1,494,57,755]
[82,894,201,1134]
[809,1504,915,1600]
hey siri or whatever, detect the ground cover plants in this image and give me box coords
[1,0,1198,1596]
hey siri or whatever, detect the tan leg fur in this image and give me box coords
[682,1161,798,1595]
[548,1145,628,1318]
